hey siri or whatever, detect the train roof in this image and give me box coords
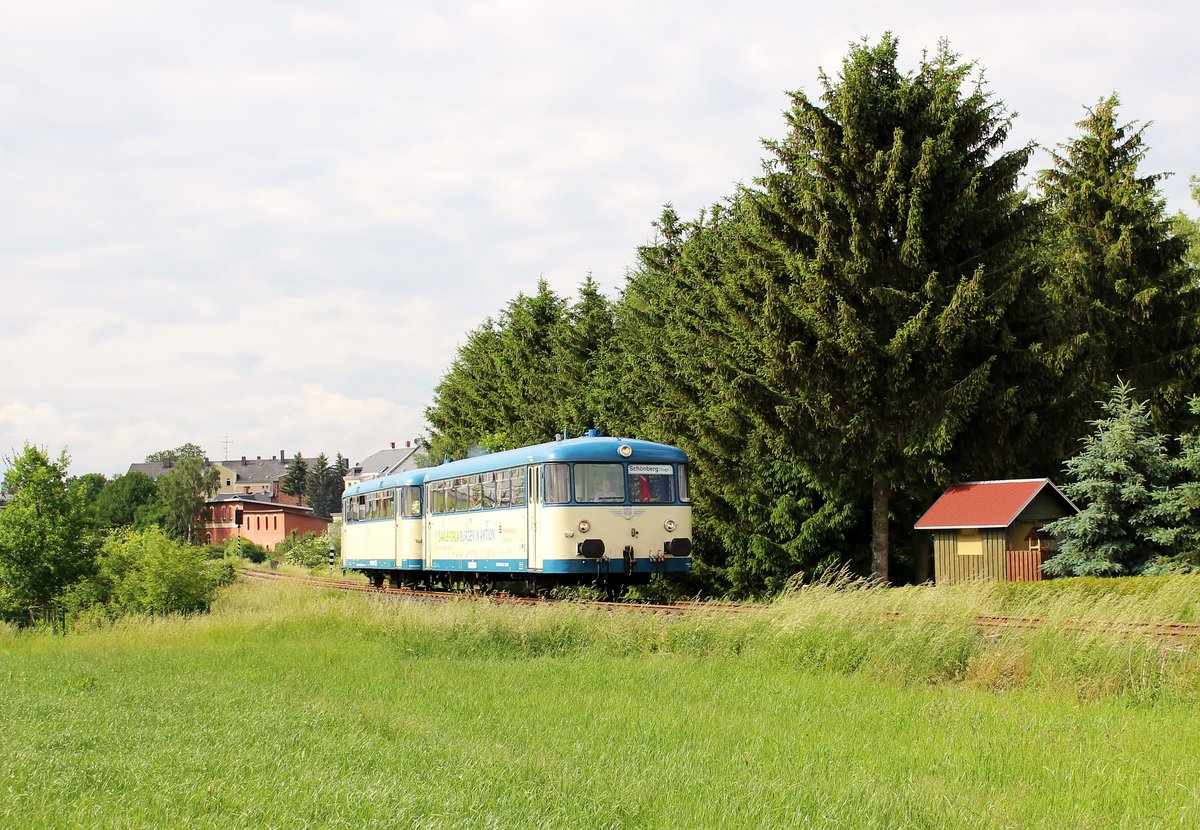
[343,467,428,498]
[422,436,688,482]
[342,437,688,498]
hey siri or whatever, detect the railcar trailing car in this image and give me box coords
[341,434,693,591]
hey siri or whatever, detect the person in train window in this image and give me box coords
[598,477,621,501]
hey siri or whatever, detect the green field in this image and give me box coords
[3,576,1199,829]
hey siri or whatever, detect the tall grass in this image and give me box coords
[199,572,1200,701]
[2,575,1198,828]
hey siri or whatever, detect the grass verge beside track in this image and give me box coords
[2,576,1198,828]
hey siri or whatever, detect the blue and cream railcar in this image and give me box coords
[423,435,692,586]
[341,435,693,589]
[341,468,427,586]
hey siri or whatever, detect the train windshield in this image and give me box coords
[627,464,675,504]
[575,463,626,502]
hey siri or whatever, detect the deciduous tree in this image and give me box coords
[145,443,206,463]
[0,445,95,616]
[94,471,158,529]
[151,456,220,544]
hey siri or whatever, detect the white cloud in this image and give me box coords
[2,1,1197,476]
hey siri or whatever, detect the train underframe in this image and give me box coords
[354,558,688,596]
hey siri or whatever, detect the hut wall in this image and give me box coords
[933,529,1009,584]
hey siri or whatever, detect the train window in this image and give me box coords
[429,483,447,515]
[374,491,394,520]
[401,485,422,517]
[453,478,472,512]
[627,464,675,504]
[678,464,691,503]
[576,463,626,502]
[544,463,570,504]
[481,477,497,509]
[496,471,512,506]
[510,468,527,506]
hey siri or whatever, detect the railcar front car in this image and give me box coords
[422,436,692,589]
[342,469,426,587]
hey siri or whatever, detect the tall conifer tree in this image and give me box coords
[746,35,1037,582]
[1038,96,1200,433]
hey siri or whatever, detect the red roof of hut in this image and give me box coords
[914,479,1077,530]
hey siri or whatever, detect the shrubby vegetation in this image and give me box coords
[222,536,267,564]
[276,531,334,569]
[63,527,235,619]
[422,36,1200,595]
[0,444,244,626]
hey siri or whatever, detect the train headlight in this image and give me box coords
[578,520,591,533]
[664,519,677,532]
[618,444,632,458]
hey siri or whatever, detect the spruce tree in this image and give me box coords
[554,274,616,433]
[281,453,308,505]
[305,453,332,519]
[1042,381,1176,576]
[424,280,574,459]
[1038,95,1200,433]
[745,35,1037,582]
[605,201,867,595]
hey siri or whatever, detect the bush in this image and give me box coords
[97,527,229,615]
[223,536,267,563]
[276,531,330,569]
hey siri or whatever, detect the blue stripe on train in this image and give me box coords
[429,558,690,574]
[344,559,425,570]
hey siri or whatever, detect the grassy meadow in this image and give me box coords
[2,574,1199,829]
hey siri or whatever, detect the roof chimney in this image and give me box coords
[280,450,286,462]
[390,441,396,449]
[405,440,411,448]
[241,456,247,465]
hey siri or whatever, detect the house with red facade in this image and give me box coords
[204,493,331,551]
[914,479,1079,585]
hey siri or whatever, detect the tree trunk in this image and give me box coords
[870,475,891,584]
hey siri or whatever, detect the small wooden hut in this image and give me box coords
[914,479,1079,585]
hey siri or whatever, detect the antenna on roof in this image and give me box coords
[221,436,233,459]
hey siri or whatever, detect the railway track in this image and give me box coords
[240,569,1200,639]
[239,568,745,614]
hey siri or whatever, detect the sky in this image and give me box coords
[2,1,1198,477]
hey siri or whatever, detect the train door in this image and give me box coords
[423,483,435,571]
[526,465,543,571]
